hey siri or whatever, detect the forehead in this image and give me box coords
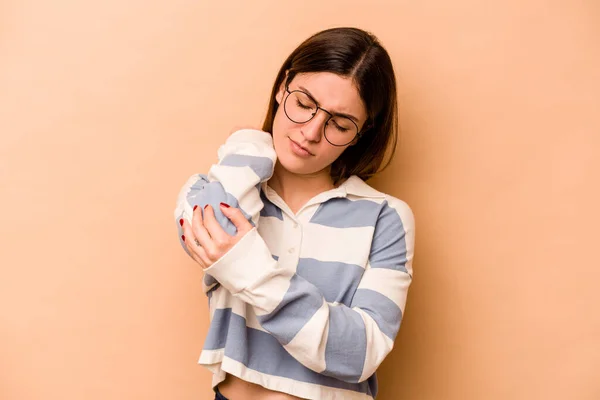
[289,72,367,122]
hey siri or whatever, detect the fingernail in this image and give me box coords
[179,219,184,226]
[220,202,230,208]
[181,235,185,241]
[193,205,198,211]
[204,204,209,210]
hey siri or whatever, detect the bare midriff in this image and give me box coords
[217,373,305,400]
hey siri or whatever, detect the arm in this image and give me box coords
[174,129,277,291]
[174,128,276,230]
[203,197,415,383]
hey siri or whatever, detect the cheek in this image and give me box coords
[272,107,293,143]
[321,145,347,164]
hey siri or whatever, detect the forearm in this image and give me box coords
[203,228,411,383]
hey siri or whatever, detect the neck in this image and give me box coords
[268,162,335,213]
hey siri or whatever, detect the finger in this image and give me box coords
[188,248,207,268]
[191,207,221,264]
[181,219,201,257]
[191,205,214,248]
[192,205,219,266]
[202,204,230,243]
[180,229,205,267]
[219,202,253,235]
[181,220,211,268]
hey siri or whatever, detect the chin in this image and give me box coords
[276,151,333,178]
[277,152,316,174]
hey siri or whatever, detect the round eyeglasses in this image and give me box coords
[283,87,363,146]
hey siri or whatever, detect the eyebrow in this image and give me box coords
[297,85,360,123]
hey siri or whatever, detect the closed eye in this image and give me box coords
[296,99,312,110]
[331,120,350,132]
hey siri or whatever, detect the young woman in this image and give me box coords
[175,27,415,400]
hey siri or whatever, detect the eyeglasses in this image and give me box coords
[283,87,364,147]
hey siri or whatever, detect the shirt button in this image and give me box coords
[288,247,295,254]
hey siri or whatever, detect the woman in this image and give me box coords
[175,27,415,400]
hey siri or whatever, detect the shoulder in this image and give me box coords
[347,176,415,233]
[381,194,415,233]
[345,176,413,216]
[228,125,262,135]
[227,127,272,142]
[356,177,415,231]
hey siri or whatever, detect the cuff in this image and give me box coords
[203,228,277,294]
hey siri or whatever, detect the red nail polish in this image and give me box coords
[193,205,198,211]
[220,202,230,208]
[204,204,209,209]
[179,219,184,226]
[181,235,185,241]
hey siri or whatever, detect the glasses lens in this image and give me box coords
[285,91,316,123]
[325,116,358,146]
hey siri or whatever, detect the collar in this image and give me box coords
[262,175,386,200]
[261,175,386,214]
[338,175,387,199]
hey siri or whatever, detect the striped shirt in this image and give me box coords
[174,129,415,400]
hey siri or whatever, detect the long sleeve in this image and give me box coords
[173,128,277,292]
[203,197,415,383]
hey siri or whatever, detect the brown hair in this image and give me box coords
[262,27,398,184]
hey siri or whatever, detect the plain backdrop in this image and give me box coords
[1,1,599,399]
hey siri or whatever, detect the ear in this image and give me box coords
[275,70,289,105]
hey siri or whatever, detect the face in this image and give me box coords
[272,72,368,178]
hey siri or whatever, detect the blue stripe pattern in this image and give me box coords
[259,190,283,220]
[205,309,374,394]
[296,258,364,305]
[310,198,382,228]
[257,274,323,345]
[182,174,254,236]
[369,201,409,274]
[220,154,274,181]
[351,288,403,340]
[324,305,368,382]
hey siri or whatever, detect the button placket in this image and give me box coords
[284,215,302,263]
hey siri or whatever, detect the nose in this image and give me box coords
[301,109,329,143]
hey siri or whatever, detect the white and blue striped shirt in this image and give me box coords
[175,129,415,400]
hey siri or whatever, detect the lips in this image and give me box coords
[289,138,314,156]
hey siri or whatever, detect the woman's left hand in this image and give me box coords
[180,202,253,269]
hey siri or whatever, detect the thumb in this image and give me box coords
[219,202,252,233]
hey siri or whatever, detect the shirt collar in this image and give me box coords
[261,175,386,213]
[338,175,387,199]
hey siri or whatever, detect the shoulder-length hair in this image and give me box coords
[262,27,398,184]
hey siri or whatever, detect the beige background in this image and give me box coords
[1,1,599,399]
